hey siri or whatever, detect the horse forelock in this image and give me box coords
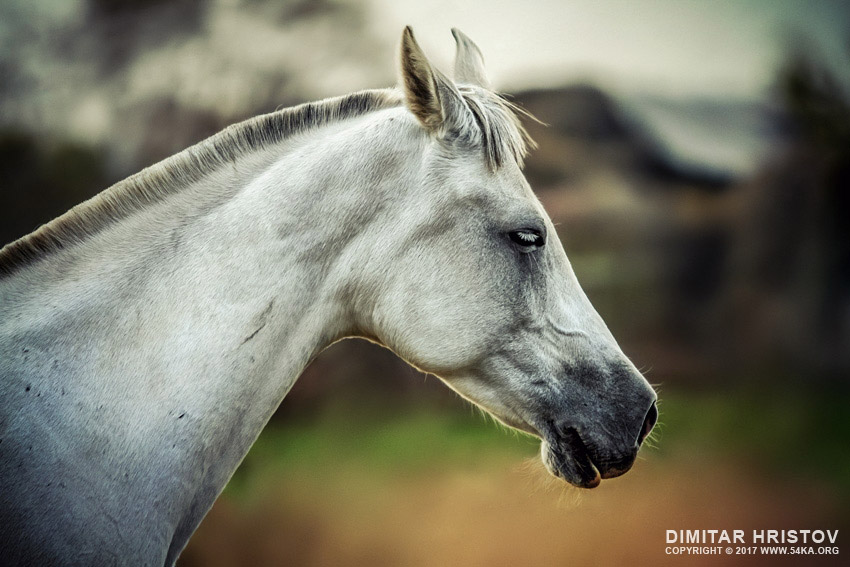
[456,87,536,170]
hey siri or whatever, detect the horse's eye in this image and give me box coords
[509,229,545,250]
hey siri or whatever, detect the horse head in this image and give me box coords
[361,28,657,488]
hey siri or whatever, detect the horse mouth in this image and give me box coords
[542,427,602,488]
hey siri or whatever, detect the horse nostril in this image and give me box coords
[637,401,658,446]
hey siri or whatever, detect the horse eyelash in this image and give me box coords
[510,229,544,248]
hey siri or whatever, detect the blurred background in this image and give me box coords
[2,0,849,564]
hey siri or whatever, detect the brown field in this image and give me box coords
[180,436,846,566]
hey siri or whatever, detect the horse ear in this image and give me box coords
[399,26,462,133]
[451,28,490,89]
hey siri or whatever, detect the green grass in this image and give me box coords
[224,385,850,500]
[224,408,539,499]
[653,385,850,495]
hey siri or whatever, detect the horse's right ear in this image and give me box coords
[399,26,461,134]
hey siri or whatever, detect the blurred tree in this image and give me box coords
[724,38,850,374]
[89,0,179,14]
[0,130,106,246]
[85,0,211,74]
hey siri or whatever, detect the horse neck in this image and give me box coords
[0,105,420,560]
[8,106,417,390]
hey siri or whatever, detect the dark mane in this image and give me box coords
[0,89,402,276]
[0,86,533,277]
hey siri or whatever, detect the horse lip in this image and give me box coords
[598,451,637,479]
[561,426,602,487]
[543,425,602,488]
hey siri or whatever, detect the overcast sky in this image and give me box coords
[364,0,849,100]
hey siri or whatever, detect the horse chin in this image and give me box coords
[541,439,602,489]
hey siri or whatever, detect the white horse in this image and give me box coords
[0,28,657,565]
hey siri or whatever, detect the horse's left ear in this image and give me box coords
[399,26,464,134]
[451,28,490,89]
